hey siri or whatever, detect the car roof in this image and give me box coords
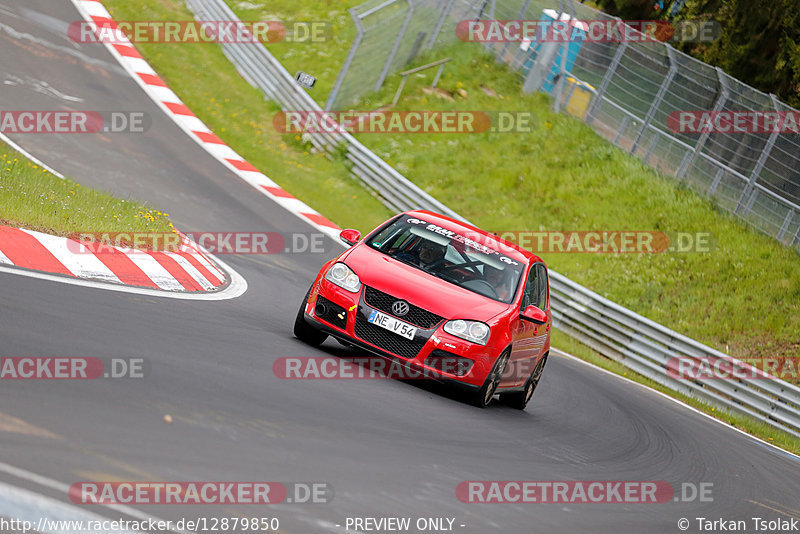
[405,210,543,266]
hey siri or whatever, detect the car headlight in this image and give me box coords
[443,319,490,345]
[325,262,361,293]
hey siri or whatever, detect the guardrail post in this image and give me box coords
[585,38,628,123]
[677,67,729,181]
[736,94,781,214]
[631,46,676,154]
[375,0,414,91]
[326,8,364,110]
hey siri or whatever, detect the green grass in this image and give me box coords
[101,0,392,236]
[96,0,800,448]
[0,143,172,236]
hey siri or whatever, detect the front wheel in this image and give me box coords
[500,352,548,410]
[293,287,328,346]
[471,350,510,408]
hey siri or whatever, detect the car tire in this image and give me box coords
[293,287,328,346]
[500,352,548,410]
[472,350,511,408]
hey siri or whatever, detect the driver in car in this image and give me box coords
[398,241,446,270]
[484,265,511,301]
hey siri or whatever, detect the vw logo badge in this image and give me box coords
[391,300,410,317]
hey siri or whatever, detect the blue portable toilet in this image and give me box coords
[519,9,586,94]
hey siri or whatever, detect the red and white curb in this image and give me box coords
[0,225,225,292]
[71,0,342,242]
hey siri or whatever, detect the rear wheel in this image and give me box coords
[471,350,510,408]
[500,352,548,410]
[293,287,328,346]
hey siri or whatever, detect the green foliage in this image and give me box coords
[677,0,800,107]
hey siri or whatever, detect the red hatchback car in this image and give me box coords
[294,211,551,408]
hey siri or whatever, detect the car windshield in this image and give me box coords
[367,216,524,303]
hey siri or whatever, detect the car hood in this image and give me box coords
[342,245,510,322]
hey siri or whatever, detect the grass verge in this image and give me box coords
[0,142,172,236]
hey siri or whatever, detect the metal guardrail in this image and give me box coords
[185,0,800,439]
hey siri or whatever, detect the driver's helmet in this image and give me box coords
[418,240,446,265]
[484,265,510,291]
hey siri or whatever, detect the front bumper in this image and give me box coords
[304,279,496,388]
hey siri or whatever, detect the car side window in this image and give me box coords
[535,264,549,310]
[521,266,538,310]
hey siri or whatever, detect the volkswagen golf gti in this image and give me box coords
[294,211,551,408]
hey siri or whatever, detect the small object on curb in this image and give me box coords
[295,71,316,89]
[163,414,173,424]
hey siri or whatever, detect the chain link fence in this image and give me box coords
[327,0,800,252]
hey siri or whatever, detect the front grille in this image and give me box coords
[315,296,347,330]
[363,286,443,329]
[354,316,427,360]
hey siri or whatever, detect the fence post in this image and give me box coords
[326,8,365,110]
[736,94,781,213]
[630,45,676,154]
[553,0,576,114]
[585,37,628,123]
[792,216,800,247]
[498,0,532,64]
[426,0,457,50]
[375,0,414,91]
[677,67,729,180]
[777,210,794,242]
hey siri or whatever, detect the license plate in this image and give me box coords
[367,310,417,340]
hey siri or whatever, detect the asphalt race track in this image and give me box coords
[1,2,799,533]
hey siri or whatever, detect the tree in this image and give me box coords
[676,0,800,107]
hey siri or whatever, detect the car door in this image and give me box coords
[503,263,547,387]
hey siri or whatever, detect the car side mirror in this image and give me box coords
[520,305,547,325]
[339,229,361,247]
